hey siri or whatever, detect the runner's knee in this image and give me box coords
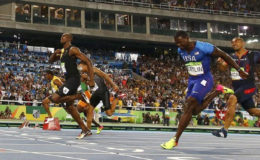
[228,95,237,106]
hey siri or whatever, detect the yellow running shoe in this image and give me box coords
[96,126,104,134]
[216,84,234,94]
[161,137,178,150]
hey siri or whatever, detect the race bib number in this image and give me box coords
[230,68,244,80]
[63,87,70,95]
[61,62,66,74]
[185,62,204,76]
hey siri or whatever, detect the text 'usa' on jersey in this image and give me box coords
[178,41,214,78]
[60,46,80,80]
[230,51,260,87]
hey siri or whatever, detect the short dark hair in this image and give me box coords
[63,33,73,40]
[45,70,53,75]
[174,31,189,39]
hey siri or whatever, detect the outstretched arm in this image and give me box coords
[70,47,95,87]
[212,47,248,79]
[94,67,119,92]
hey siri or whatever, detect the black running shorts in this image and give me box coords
[90,88,111,111]
[57,76,80,97]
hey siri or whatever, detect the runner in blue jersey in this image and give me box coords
[212,37,260,138]
[161,31,248,150]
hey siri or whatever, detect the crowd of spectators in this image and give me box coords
[164,0,260,12]
[81,0,260,13]
[1,40,260,127]
[0,106,12,119]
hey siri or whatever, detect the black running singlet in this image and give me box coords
[94,75,108,92]
[60,46,80,80]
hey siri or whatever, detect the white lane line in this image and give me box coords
[0,130,152,160]
[0,147,88,160]
[107,147,126,151]
[133,149,144,153]
[167,157,200,160]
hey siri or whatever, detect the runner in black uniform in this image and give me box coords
[77,63,119,128]
[48,33,95,139]
[212,37,260,138]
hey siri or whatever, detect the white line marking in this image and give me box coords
[133,149,144,153]
[47,137,62,140]
[0,130,152,160]
[0,147,88,160]
[107,147,126,151]
[167,157,200,160]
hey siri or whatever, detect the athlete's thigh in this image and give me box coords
[102,90,111,111]
[190,76,214,104]
[240,97,255,110]
[235,84,256,104]
[58,77,80,96]
[186,80,195,99]
[90,91,102,108]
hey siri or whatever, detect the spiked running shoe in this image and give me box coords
[76,131,92,139]
[161,137,178,150]
[216,84,234,94]
[96,126,104,134]
[212,127,228,138]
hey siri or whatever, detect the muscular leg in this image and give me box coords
[193,90,221,115]
[85,105,94,130]
[105,97,119,116]
[66,102,90,132]
[174,97,199,143]
[247,108,260,117]
[51,93,82,104]
[92,118,101,128]
[42,97,52,118]
[223,95,237,130]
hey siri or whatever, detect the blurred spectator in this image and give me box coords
[143,112,152,123]
[196,113,203,125]
[19,112,26,120]
[55,8,64,19]
[175,109,182,126]
[211,116,220,126]
[4,107,12,119]
[243,117,249,127]
[162,106,170,126]
[254,119,260,127]
[153,113,160,124]
[203,115,210,125]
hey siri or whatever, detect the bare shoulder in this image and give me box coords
[69,46,80,56]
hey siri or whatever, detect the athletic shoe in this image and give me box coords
[96,126,104,134]
[216,84,234,94]
[212,127,228,138]
[76,131,92,139]
[160,137,178,150]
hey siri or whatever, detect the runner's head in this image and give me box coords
[60,33,73,45]
[231,37,245,52]
[174,31,190,50]
[45,70,54,81]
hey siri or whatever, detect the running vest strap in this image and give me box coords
[60,46,80,79]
